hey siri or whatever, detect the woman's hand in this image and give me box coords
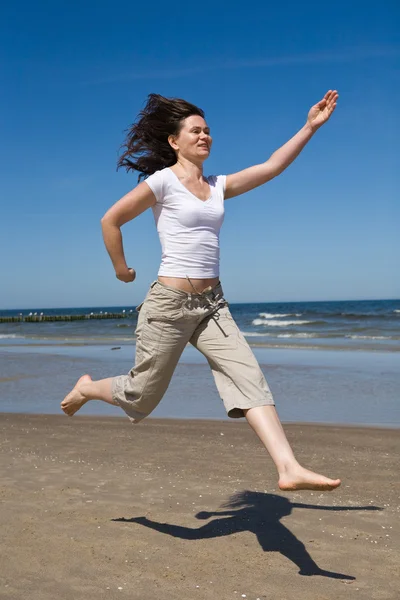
[116,267,136,283]
[307,90,339,132]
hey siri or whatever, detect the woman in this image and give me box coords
[62,91,341,491]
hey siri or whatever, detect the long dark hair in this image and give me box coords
[118,93,205,181]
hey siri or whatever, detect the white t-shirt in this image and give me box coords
[145,167,226,278]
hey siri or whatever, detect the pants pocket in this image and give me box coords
[139,309,186,351]
[146,310,183,323]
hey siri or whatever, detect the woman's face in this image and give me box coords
[169,115,212,162]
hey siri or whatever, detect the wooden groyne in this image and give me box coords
[0,312,134,323]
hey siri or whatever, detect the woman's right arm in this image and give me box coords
[101,181,156,282]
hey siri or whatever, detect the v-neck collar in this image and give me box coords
[167,168,212,203]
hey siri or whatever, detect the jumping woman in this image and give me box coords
[61,90,341,492]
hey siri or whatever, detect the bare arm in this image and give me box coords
[101,181,156,282]
[225,90,338,200]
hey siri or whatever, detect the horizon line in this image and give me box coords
[1,297,399,312]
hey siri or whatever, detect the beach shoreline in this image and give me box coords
[1,411,400,430]
[1,338,400,352]
[1,343,399,427]
[0,413,399,599]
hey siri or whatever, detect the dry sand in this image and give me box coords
[0,413,399,600]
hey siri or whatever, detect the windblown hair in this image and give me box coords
[117,93,205,181]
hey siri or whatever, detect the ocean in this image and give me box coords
[1,298,400,352]
[1,299,399,426]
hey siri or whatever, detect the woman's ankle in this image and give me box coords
[78,382,93,402]
[276,459,302,477]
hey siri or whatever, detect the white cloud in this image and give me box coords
[82,45,399,85]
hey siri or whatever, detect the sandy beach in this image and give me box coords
[0,414,399,600]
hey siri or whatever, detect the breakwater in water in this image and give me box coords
[0,312,133,323]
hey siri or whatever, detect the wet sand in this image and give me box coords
[0,413,399,599]
[1,346,400,427]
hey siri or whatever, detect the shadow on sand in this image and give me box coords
[113,490,382,579]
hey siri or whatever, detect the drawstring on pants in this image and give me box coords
[185,275,226,319]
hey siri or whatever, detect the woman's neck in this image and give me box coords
[174,157,203,180]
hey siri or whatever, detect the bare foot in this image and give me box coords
[61,374,92,416]
[279,465,341,492]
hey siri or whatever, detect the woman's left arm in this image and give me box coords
[224,90,338,200]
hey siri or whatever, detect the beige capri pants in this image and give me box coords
[112,280,274,423]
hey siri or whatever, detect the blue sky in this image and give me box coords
[0,0,398,309]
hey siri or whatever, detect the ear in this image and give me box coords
[168,134,179,151]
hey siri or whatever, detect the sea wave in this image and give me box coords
[259,312,302,318]
[345,335,392,340]
[241,331,269,337]
[328,312,399,319]
[0,334,23,339]
[252,319,313,327]
[242,331,317,339]
[277,333,317,338]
